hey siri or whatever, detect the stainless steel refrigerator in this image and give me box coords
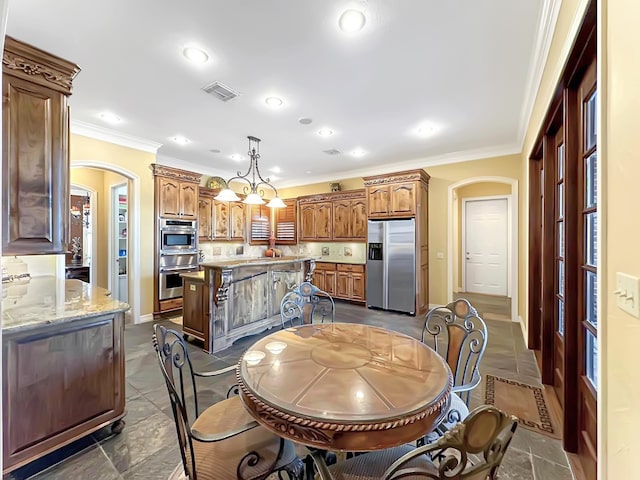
[366,218,416,314]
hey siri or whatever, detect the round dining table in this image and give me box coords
[237,323,453,452]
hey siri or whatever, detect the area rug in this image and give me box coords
[484,374,560,439]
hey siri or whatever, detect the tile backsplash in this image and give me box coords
[198,241,366,264]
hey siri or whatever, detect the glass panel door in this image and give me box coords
[554,127,565,405]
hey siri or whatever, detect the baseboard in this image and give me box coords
[517,315,527,339]
[137,313,154,324]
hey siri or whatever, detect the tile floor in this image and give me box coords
[6,303,574,480]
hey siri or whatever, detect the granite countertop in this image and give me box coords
[180,271,205,281]
[2,277,130,334]
[200,255,317,269]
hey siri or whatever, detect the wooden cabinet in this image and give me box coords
[2,37,80,255]
[298,190,366,242]
[152,165,201,221]
[3,309,126,474]
[336,264,365,301]
[363,170,430,314]
[299,202,332,241]
[157,177,198,219]
[197,188,245,241]
[182,275,209,344]
[333,197,367,240]
[312,263,364,303]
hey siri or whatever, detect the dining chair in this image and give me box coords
[152,324,304,480]
[308,405,518,479]
[280,281,335,328]
[421,298,488,434]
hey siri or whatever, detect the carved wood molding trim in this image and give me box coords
[150,164,202,183]
[363,169,431,187]
[3,36,80,95]
[297,189,365,204]
[237,367,452,434]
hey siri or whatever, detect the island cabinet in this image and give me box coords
[298,190,367,242]
[198,188,245,241]
[2,36,80,255]
[363,169,430,314]
[2,279,129,475]
[181,272,209,343]
[151,165,201,220]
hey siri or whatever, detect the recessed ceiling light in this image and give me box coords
[270,166,281,173]
[98,112,121,124]
[351,148,366,157]
[339,9,366,33]
[306,170,313,174]
[171,135,190,145]
[317,127,334,137]
[298,117,313,125]
[230,154,244,161]
[415,123,439,137]
[265,96,283,108]
[182,46,209,64]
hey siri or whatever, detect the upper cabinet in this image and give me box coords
[198,187,245,241]
[298,190,367,242]
[152,165,201,220]
[2,37,80,255]
[363,170,429,219]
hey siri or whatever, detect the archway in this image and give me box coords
[447,176,519,323]
[71,161,141,323]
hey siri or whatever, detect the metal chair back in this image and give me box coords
[153,324,199,479]
[384,405,518,479]
[280,281,335,328]
[422,298,487,405]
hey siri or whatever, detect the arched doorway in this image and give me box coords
[447,176,519,323]
[71,161,141,323]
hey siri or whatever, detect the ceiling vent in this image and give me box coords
[323,148,342,155]
[202,81,240,102]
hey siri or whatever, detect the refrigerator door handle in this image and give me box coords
[382,221,388,309]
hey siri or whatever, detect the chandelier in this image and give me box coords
[70,192,91,228]
[214,136,285,208]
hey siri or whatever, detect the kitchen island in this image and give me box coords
[182,256,315,353]
[2,277,129,474]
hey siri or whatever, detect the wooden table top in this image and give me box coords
[237,323,453,451]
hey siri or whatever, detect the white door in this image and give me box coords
[464,198,508,296]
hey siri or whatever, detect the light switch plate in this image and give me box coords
[616,272,640,318]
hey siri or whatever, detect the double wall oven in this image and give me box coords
[158,219,199,300]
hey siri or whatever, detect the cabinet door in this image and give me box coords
[351,199,368,240]
[324,271,337,296]
[180,183,198,219]
[336,272,350,298]
[312,270,325,291]
[390,183,415,216]
[332,200,351,240]
[213,201,229,239]
[198,196,213,239]
[351,272,366,301]
[229,203,246,240]
[183,280,206,339]
[300,204,316,241]
[275,199,297,244]
[2,76,69,254]
[367,186,390,217]
[158,178,181,218]
[315,203,333,239]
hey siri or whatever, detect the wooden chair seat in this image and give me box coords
[190,395,298,480]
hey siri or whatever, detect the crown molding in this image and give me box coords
[516,0,563,148]
[273,143,521,189]
[155,154,235,179]
[70,120,162,154]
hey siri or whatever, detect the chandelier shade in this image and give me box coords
[214,136,285,208]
